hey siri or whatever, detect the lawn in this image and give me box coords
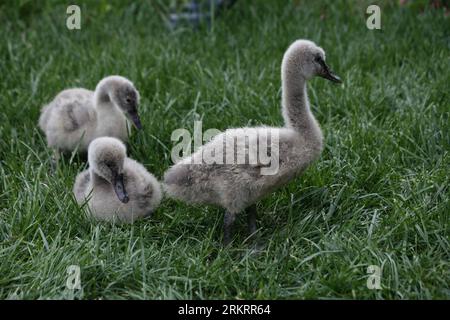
[0,0,448,299]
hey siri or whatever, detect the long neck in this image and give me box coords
[90,169,110,187]
[94,81,114,110]
[281,68,323,148]
[93,81,127,136]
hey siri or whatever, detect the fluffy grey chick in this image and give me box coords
[163,39,341,244]
[74,137,162,223]
[39,75,142,164]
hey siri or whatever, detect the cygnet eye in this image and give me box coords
[104,161,113,170]
[314,55,321,63]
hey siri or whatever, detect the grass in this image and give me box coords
[0,0,448,299]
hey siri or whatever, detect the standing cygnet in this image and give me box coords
[39,75,142,161]
[163,39,341,244]
[74,137,162,223]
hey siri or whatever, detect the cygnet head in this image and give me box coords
[282,39,341,83]
[88,137,129,203]
[96,76,143,130]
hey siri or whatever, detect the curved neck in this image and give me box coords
[92,82,127,137]
[94,81,113,109]
[281,69,323,146]
[93,81,125,119]
[90,170,110,186]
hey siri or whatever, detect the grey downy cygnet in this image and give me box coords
[39,75,143,165]
[163,39,342,244]
[74,137,162,223]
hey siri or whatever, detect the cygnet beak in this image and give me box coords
[113,172,129,203]
[318,57,342,83]
[128,111,143,130]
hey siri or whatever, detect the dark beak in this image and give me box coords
[128,110,142,130]
[318,58,342,83]
[113,173,129,203]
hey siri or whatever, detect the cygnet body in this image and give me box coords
[74,137,162,223]
[163,40,342,244]
[39,75,142,155]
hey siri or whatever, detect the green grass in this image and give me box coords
[0,0,448,299]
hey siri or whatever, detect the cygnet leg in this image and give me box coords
[51,149,61,173]
[246,204,257,236]
[223,211,236,245]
